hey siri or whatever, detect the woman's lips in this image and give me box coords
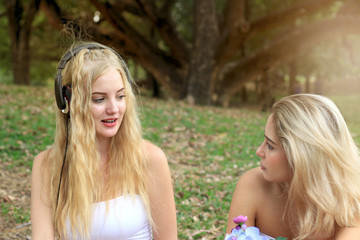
[101,118,118,127]
[260,162,266,171]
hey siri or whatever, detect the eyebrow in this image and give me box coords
[265,135,276,145]
[92,88,125,95]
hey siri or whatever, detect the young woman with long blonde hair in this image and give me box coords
[226,94,360,239]
[31,42,177,239]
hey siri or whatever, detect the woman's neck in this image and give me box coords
[96,136,111,164]
[271,181,289,197]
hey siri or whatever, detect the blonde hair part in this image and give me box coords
[272,94,360,239]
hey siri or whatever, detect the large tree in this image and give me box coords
[40,0,360,105]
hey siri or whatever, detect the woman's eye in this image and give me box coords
[266,142,274,150]
[117,94,126,100]
[92,98,104,103]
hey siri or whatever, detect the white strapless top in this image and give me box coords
[260,232,275,239]
[225,232,275,240]
[65,195,152,240]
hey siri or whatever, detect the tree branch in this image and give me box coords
[219,15,360,105]
[134,0,189,65]
[216,0,338,70]
[216,0,248,66]
[22,0,41,38]
[40,0,65,31]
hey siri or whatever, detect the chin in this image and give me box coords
[97,129,120,139]
[262,173,279,183]
[105,131,119,138]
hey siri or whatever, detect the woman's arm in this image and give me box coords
[145,141,178,240]
[31,150,55,240]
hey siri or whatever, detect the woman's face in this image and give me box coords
[256,114,292,183]
[90,67,126,142]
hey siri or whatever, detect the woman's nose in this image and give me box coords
[256,142,265,158]
[106,99,117,115]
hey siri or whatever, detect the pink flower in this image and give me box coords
[233,215,248,224]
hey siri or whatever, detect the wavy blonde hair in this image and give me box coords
[272,94,360,239]
[42,42,152,239]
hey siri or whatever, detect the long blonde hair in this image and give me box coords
[272,94,360,239]
[43,42,152,238]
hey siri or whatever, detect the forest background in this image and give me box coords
[1,0,360,239]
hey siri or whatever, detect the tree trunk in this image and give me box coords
[6,0,40,85]
[186,0,219,105]
[11,41,31,85]
[241,86,247,103]
[258,69,274,112]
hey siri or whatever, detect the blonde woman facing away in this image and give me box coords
[226,94,360,240]
[31,42,177,239]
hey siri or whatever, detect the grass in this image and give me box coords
[1,84,359,239]
[331,95,360,144]
[1,202,30,224]
[0,85,55,169]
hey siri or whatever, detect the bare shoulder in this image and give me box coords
[32,149,52,193]
[144,140,166,158]
[143,140,168,170]
[237,167,270,193]
[34,149,51,162]
[335,217,360,239]
[32,149,52,174]
[226,167,272,232]
[235,167,275,208]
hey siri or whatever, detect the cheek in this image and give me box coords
[90,105,103,119]
[266,152,291,181]
[276,154,292,180]
[121,102,126,112]
[119,102,126,114]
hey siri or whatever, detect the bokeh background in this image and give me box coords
[1,0,360,239]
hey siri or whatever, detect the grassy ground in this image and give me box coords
[0,84,359,239]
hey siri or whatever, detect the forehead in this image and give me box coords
[265,114,279,142]
[92,68,124,90]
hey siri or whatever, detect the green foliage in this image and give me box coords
[171,1,193,42]
[0,68,13,85]
[0,8,12,84]
[30,11,62,85]
[171,0,225,43]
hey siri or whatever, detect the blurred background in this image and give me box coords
[1,0,360,107]
[1,1,360,239]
